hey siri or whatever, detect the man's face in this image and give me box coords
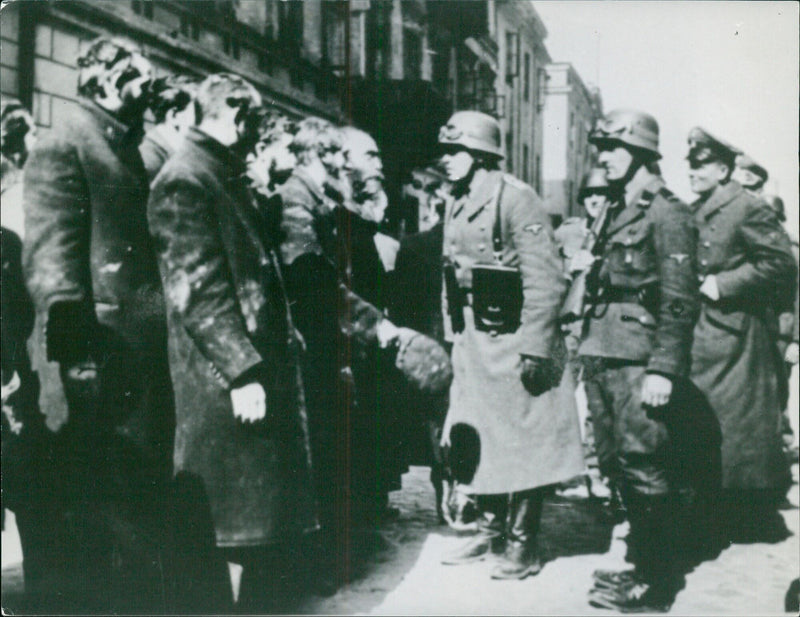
[321,144,345,181]
[440,148,475,183]
[731,166,761,190]
[688,159,728,195]
[403,171,447,232]
[342,131,385,214]
[248,132,297,189]
[106,52,153,116]
[597,143,634,182]
[169,103,196,134]
[581,190,609,220]
[344,132,383,182]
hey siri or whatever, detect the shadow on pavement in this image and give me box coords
[538,493,617,563]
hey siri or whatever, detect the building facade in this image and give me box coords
[1,1,599,229]
[541,61,603,222]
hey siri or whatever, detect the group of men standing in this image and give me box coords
[0,34,797,616]
[2,37,441,614]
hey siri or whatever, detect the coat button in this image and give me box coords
[700,259,708,266]
[698,275,705,282]
[478,244,486,252]
[703,241,711,248]
[624,238,632,245]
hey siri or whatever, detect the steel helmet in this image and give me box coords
[578,167,610,200]
[438,110,504,159]
[589,109,661,159]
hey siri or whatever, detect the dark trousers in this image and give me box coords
[582,358,722,586]
[475,487,547,548]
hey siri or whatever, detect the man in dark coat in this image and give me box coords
[277,117,405,589]
[140,74,198,183]
[389,169,449,521]
[147,73,317,613]
[22,38,174,613]
[578,110,715,613]
[686,128,798,542]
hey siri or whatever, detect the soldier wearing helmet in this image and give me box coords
[437,110,584,581]
[578,110,711,613]
[686,127,798,549]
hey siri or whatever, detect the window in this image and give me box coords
[535,154,541,195]
[180,13,200,40]
[505,31,518,80]
[506,131,514,171]
[404,28,421,80]
[523,144,530,183]
[131,1,153,20]
[523,53,530,102]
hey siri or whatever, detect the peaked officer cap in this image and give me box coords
[686,127,741,169]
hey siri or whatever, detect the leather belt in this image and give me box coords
[600,288,642,304]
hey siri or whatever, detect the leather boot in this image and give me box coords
[490,489,544,580]
[442,495,507,565]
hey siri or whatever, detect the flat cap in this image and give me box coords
[735,153,768,183]
[687,126,741,167]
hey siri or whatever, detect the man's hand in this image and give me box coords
[520,356,556,397]
[641,373,673,408]
[231,381,267,423]
[569,249,596,274]
[699,274,720,301]
[786,342,799,365]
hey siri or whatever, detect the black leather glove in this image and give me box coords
[520,355,556,397]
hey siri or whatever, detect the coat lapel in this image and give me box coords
[694,180,741,222]
[454,170,499,222]
[605,175,663,236]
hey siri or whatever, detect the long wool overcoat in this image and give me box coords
[690,180,798,491]
[23,99,174,485]
[443,170,584,495]
[147,128,317,547]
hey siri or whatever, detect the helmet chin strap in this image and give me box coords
[610,155,645,193]
[451,158,481,199]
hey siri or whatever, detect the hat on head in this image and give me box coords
[735,153,768,183]
[578,167,610,200]
[686,127,741,169]
[589,109,661,159]
[438,111,504,159]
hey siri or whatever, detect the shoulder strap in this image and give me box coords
[492,178,506,262]
[636,189,657,209]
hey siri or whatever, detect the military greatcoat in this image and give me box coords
[690,180,797,491]
[443,170,583,495]
[147,128,317,547]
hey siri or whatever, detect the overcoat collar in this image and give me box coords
[605,173,663,236]
[142,124,176,160]
[78,98,143,150]
[184,126,247,181]
[452,169,502,221]
[292,168,326,206]
[692,180,742,222]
